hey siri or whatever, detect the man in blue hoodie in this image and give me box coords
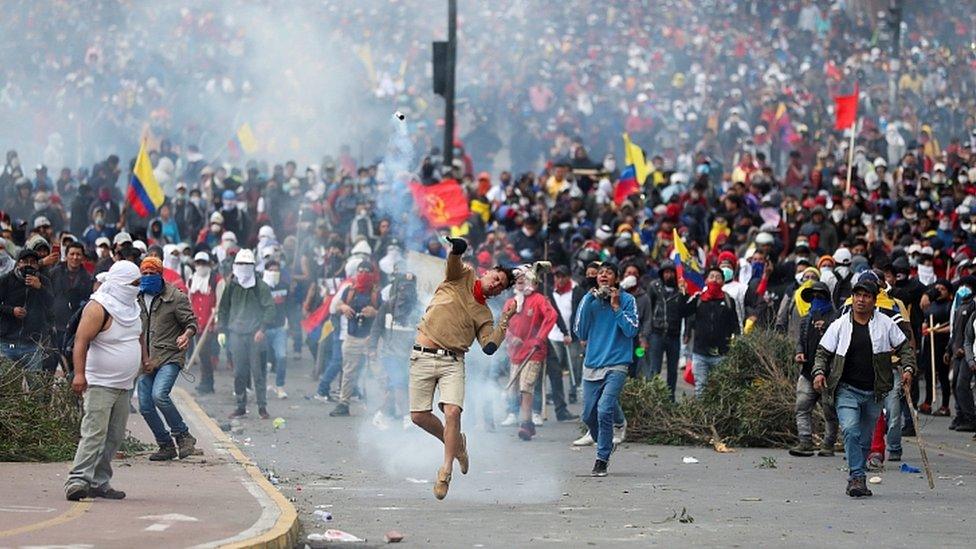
[574,263,639,476]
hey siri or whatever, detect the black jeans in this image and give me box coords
[545,341,570,417]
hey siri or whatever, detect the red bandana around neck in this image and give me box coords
[699,282,726,302]
[473,279,486,305]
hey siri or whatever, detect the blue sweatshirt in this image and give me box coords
[574,290,640,368]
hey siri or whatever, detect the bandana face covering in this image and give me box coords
[233,264,256,288]
[140,274,164,295]
[473,279,486,305]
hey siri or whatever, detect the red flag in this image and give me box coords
[833,84,859,130]
[408,179,470,228]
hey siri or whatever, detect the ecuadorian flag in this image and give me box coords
[126,141,165,218]
[228,122,259,155]
[671,228,704,294]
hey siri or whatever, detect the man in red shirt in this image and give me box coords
[504,272,557,441]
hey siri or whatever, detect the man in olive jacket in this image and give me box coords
[218,249,276,419]
[812,279,914,498]
[137,257,198,461]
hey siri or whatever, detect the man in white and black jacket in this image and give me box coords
[545,265,583,418]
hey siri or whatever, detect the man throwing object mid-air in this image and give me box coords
[410,237,515,500]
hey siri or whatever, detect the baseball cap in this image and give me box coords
[113,231,132,245]
[234,249,255,264]
[33,216,51,229]
[852,279,879,296]
[193,251,211,263]
[95,237,111,248]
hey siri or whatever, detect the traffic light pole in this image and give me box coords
[443,0,457,171]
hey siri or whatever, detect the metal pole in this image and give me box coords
[443,0,457,171]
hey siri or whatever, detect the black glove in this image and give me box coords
[447,237,468,255]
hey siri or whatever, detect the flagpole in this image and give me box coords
[844,117,858,194]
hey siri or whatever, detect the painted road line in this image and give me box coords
[0,501,91,539]
[174,387,299,549]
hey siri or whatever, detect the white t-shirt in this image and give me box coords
[86,316,142,390]
[548,286,576,341]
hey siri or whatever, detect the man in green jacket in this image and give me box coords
[813,279,914,498]
[137,256,198,461]
[219,249,276,419]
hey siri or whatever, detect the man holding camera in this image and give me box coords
[0,249,53,370]
[574,263,639,477]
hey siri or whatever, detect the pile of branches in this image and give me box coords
[0,361,82,461]
[622,330,816,448]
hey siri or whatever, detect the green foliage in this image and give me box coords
[621,330,815,448]
[0,362,82,461]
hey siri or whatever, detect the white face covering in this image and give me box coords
[233,264,256,289]
[164,254,181,271]
[263,270,281,287]
[620,275,638,290]
[91,261,142,327]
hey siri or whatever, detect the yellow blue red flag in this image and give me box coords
[126,141,165,218]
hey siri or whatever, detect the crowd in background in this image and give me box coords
[1,0,976,453]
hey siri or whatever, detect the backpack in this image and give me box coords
[61,302,110,358]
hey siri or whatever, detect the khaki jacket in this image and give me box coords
[140,283,197,370]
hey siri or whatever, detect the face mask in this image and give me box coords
[939,219,951,231]
[620,275,637,290]
[750,262,765,280]
[210,223,221,233]
[233,264,256,288]
[140,274,164,295]
[195,265,211,278]
[34,201,48,211]
[795,273,805,284]
[94,215,105,225]
[223,200,237,211]
[835,265,851,279]
[821,266,833,275]
[721,267,734,282]
[263,270,280,287]
[164,255,181,271]
[831,210,844,223]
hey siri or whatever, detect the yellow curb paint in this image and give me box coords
[174,387,299,548]
[0,501,91,539]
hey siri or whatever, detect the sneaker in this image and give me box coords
[500,413,517,426]
[258,407,270,420]
[228,408,247,419]
[888,450,902,462]
[518,421,535,441]
[591,459,608,477]
[312,393,330,403]
[175,432,197,459]
[573,432,595,446]
[613,419,627,444]
[329,403,350,417]
[372,410,390,430]
[556,411,580,422]
[919,402,932,414]
[65,483,89,501]
[90,485,126,499]
[149,444,177,462]
[788,440,816,457]
[846,477,872,497]
[275,387,288,400]
[817,442,835,457]
[456,433,469,474]
[933,406,950,417]
[433,467,451,500]
[532,412,544,426]
[866,453,883,471]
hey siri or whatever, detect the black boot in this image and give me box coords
[330,403,350,417]
[149,443,177,461]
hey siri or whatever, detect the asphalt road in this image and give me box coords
[193,350,976,548]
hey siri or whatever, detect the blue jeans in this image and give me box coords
[648,332,681,400]
[691,353,723,397]
[316,329,344,397]
[582,370,628,462]
[265,327,288,387]
[883,381,903,454]
[835,383,882,480]
[138,363,188,446]
[2,341,43,371]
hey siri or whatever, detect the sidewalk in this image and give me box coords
[0,387,298,548]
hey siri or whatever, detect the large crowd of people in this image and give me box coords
[0,0,974,499]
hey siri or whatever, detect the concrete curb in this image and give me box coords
[175,387,300,549]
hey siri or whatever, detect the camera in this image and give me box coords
[593,286,613,301]
[21,266,38,278]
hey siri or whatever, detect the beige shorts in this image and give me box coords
[408,349,465,412]
[512,360,543,393]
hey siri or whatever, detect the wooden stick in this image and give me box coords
[904,394,936,490]
[505,346,540,391]
[844,118,857,195]
[929,314,936,406]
